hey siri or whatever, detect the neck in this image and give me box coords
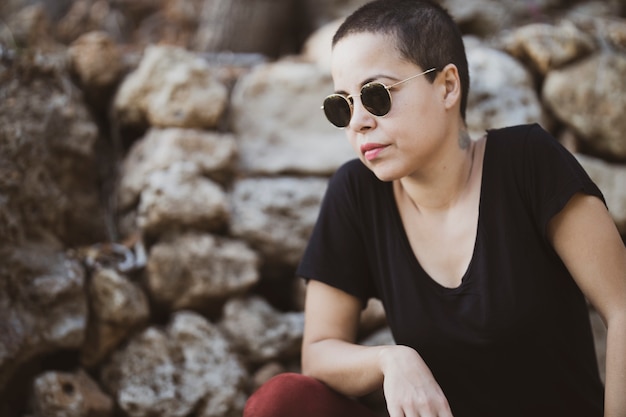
[396,130,477,213]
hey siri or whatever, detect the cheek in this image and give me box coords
[401,98,429,120]
[347,133,360,154]
[396,85,438,120]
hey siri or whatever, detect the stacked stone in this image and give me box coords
[1,0,625,416]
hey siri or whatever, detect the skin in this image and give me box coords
[302,31,626,417]
[548,194,626,417]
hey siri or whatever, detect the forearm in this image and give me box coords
[604,312,626,417]
[302,339,389,397]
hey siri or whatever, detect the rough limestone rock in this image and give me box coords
[67,30,126,116]
[219,296,304,363]
[30,369,113,417]
[1,2,625,416]
[465,39,544,138]
[100,311,247,417]
[566,5,626,54]
[442,0,564,36]
[136,161,230,236]
[1,4,57,51]
[55,0,134,45]
[146,233,259,311]
[113,45,229,130]
[0,243,87,393]
[543,52,626,160]
[81,267,150,368]
[571,12,626,54]
[68,30,125,92]
[230,176,328,267]
[230,58,354,175]
[576,154,626,234]
[0,48,107,246]
[499,21,596,74]
[118,127,237,210]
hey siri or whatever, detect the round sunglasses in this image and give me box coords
[321,68,438,128]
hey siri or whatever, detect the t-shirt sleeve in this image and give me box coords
[520,124,606,240]
[296,160,375,306]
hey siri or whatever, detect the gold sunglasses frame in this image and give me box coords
[321,67,438,128]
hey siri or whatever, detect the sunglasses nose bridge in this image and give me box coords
[322,84,388,128]
[346,91,379,129]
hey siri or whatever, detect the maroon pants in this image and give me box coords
[244,373,382,417]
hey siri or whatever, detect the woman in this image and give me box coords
[244,0,626,416]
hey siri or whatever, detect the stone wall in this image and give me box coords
[1,1,625,416]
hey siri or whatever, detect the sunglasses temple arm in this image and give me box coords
[388,67,438,89]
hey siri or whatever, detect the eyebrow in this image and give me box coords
[333,74,395,96]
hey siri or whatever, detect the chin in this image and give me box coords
[369,164,401,183]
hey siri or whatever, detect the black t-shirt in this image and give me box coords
[297,124,605,417]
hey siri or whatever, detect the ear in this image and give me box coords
[440,64,462,111]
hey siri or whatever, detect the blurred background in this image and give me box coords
[1,1,625,417]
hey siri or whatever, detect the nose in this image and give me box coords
[348,95,375,132]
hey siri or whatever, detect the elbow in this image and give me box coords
[605,307,626,330]
[300,340,327,379]
[300,345,316,378]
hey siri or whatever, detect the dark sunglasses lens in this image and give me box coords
[323,95,352,128]
[361,83,391,116]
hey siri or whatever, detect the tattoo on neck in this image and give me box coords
[459,130,471,149]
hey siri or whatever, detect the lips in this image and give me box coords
[360,142,388,161]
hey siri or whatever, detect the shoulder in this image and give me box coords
[321,159,391,220]
[486,123,554,148]
[485,123,565,164]
[328,159,381,193]
[333,158,375,180]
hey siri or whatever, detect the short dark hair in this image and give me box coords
[332,0,469,121]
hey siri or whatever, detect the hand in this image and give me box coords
[379,345,453,417]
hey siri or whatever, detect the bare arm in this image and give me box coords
[301,279,452,416]
[301,279,386,396]
[548,193,626,417]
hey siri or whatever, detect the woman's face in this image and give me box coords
[330,32,454,182]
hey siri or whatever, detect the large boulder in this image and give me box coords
[100,311,248,417]
[565,4,626,55]
[113,45,229,132]
[0,48,107,246]
[0,243,87,394]
[498,21,596,74]
[230,176,328,267]
[442,0,565,36]
[543,52,626,160]
[219,296,304,363]
[117,127,237,210]
[67,31,126,114]
[146,233,259,312]
[230,58,354,175]
[30,369,114,417]
[136,162,230,237]
[465,39,545,138]
[1,4,57,50]
[81,267,150,368]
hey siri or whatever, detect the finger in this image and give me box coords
[386,405,405,417]
[439,403,454,417]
